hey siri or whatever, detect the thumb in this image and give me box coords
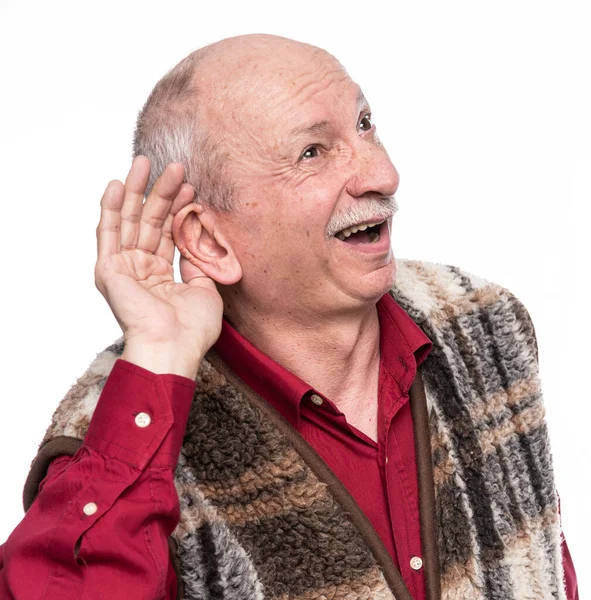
[179,255,211,285]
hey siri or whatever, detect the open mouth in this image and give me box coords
[334,220,385,245]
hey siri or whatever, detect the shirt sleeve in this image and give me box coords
[0,359,195,600]
[561,535,578,600]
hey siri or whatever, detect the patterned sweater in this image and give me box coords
[25,260,566,600]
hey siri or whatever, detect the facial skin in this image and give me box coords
[176,36,400,328]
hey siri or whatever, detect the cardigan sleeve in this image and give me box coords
[0,359,194,599]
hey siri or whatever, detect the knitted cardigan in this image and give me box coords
[24,260,566,600]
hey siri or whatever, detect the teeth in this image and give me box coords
[335,220,384,241]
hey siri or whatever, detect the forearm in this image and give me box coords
[0,359,196,599]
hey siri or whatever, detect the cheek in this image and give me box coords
[295,159,347,199]
[229,206,292,268]
[233,172,341,268]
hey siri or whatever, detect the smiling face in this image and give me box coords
[197,37,400,319]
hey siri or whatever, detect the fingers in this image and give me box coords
[136,162,185,254]
[155,183,195,263]
[120,156,150,250]
[97,180,125,259]
[97,158,193,267]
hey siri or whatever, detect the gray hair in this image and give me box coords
[133,50,236,211]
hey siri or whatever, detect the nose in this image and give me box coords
[345,139,400,199]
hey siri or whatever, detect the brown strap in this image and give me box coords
[410,371,442,600]
[23,436,83,511]
[168,537,184,600]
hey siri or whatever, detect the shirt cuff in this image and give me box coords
[84,359,196,470]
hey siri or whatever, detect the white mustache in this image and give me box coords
[326,196,398,237]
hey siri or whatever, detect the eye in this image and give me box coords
[300,146,320,161]
[359,114,373,132]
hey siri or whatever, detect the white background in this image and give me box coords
[0,0,589,595]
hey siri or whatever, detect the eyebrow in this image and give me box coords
[290,120,332,138]
[288,88,371,139]
[357,88,369,112]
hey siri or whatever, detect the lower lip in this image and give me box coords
[334,221,391,255]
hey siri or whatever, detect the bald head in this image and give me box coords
[195,34,340,96]
[133,35,345,210]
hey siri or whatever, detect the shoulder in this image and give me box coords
[41,338,125,445]
[392,259,538,358]
[393,259,504,310]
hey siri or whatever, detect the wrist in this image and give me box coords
[121,339,204,379]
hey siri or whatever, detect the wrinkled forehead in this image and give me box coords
[196,46,359,144]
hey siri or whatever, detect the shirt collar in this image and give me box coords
[378,292,432,393]
[214,318,311,427]
[213,293,432,429]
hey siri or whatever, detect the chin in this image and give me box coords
[352,256,397,303]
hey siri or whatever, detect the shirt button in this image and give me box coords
[135,412,152,428]
[83,502,98,516]
[410,556,423,571]
[310,394,324,406]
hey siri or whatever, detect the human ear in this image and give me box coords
[172,204,242,286]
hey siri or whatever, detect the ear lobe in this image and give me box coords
[172,204,242,286]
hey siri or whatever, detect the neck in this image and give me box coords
[224,298,382,439]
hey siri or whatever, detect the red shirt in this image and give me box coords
[0,296,579,599]
[216,293,432,598]
[0,361,194,598]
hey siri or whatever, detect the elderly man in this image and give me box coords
[0,34,578,599]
